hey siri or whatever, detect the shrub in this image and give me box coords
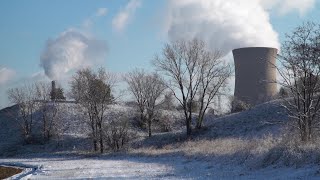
[230,97,251,113]
[154,112,172,132]
[104,114,131,152]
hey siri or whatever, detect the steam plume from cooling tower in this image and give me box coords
[165,0,282,54]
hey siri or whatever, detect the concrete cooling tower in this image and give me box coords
[232,47,278,106]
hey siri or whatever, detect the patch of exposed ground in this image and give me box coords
[0,166,23,179]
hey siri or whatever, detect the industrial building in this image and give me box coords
[232,47,278,106]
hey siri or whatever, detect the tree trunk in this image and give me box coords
[90,115,98,152]
[196,115,203,129]
[196,97,205,129]
[43,114,47,140]
[99,123,104,153]
[186,116,192,136]
[140,111,145,128]
[300,118,311,142]
[93,140,97,151]
[148,119,152,137]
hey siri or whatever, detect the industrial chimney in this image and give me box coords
[51,80,56,101]
[232,47,278,106]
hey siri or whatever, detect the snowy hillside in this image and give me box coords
[0,105,22,156]
[0,102,184,155]
[203,99,289,138]
[1,100,320,179]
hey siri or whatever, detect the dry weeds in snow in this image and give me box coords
[131,133,320,168]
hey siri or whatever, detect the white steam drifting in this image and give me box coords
[40,30,107,80]
[165,0,280,55]
[165,0,316,54]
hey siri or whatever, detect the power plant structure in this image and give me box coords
[232,47,278,106]
[51,80,56,101]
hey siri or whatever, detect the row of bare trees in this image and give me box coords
[8,84,37,141]
[7,83,65,143]
[7,67,128,152]
[125,39,231,136]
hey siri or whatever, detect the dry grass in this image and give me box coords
[131,132,320,168]
[0,166,23,179]
[131,138,270,157]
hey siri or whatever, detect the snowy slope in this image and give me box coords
[202,99,289,139]
[0,105,23,156]
[135,99,288,150]
[1,100,320,179]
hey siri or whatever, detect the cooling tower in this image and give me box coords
[232,47,278,106]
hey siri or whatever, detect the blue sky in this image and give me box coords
[0,0,319,108]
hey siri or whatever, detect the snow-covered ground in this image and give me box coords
[1,100,320,179]
[1,154,319,179]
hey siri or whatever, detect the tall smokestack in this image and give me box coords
[232,47,278,106]
[51,80,56,101]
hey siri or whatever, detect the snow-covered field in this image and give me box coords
[1,154,319,179]
[1,100,320,179]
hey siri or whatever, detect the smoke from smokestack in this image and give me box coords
[40,29,108,80]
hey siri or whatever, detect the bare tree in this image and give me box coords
[196,51,231,129]
[125,70,147,128]
[35,82,64,142]
[153,39,229,135]
[153,39,202,135]
[276,22,320,142]
[7,83,38,142]
[125,69,166,137]
[35,82,52,141]
[49,103,68,146]
[144,73,166,136]
[70,69,98,151]
[70,67,113,153]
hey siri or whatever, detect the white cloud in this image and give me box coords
[82,18,93,29]
[0,67,15,85]
[82,8,109,29]
[165,0,280,55]
[40,29,108,80]
[96,8,108,17]
[112,0,142,32]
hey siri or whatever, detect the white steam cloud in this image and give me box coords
[40,30,107,80]
[166,0,280,55]
[0,67,15,85]
[165,0,316,55]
